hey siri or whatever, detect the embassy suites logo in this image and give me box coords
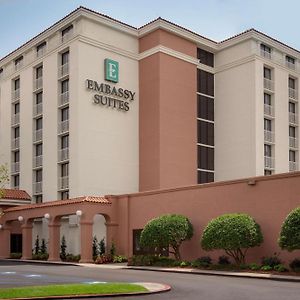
[86,59,135,112]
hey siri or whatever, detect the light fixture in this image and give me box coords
[44,213,50,220]
[18,216,24,222]
[76,210,82,217]
[0,224,3,230]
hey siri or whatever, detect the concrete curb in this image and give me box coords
[4,283,171,300]
[127,266,300,283]
[1,259,80,266]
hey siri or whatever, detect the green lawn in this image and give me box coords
[0,283,147,299]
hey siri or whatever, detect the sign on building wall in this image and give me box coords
[104,59,119,83]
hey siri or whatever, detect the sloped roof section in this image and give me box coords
[1,189,31,201]
[4,196,111,212]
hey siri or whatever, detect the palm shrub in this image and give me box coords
[278,207,300,251]
[140,214,193,260]
[60,235,67,260]
[201,213,263,265]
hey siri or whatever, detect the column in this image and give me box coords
[0,224,11,258]
[79,221,93,263]
[48,222,61,261]
[21,223,33,260]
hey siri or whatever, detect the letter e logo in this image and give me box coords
[105,59,119,83]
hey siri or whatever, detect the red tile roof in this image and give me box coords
[1,189,31,201]
[4,196,111,212]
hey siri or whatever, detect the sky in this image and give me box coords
[0,0,300,59]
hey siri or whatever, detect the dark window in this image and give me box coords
[14,127,20,138]
[198,146,214,170]
[289,77,296,89]
[264,119,272,131]
[264,169,272,175]
[14,78,20,90]
[36,66,43,79]
[0,68,3,74]
[10,234,22,253]
[62,25,73,39]
[197,48,214,67]
[197,70,214,96]
[35,169,42,182]
[36,92,43,104]
[61,163,69,177]
[264,93,271,105]
[264,144,272,157]
[289,126,296,138]
[35,143,43,156]
[263,67,272,80]
[36,42,46,53]
[197,171,214,184]
[14,56,23,67]
[61,79,69,93]
[198,120,214,146]
[261,44,271,54]
[197,95,214,121]
[13,174,19,187]
[61,191,69,200]
[35,195,43,204]
[14,151,20,163]
[62,51,69,65]
[61,135,69,149]
[14,103,20,114]
[286,56,295,65]
[61,107,69,121]
[289,102,296,113]
[289,150,296,162]
[36,117,43,130]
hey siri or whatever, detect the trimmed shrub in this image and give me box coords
[249,263,260,271]
[99,238,106,255]
[218,255,231,265]
[279,207,300,251]
[65,254,81,262]
[127,255,156,266]
[201,213,263,265]
[60,235,67,261]
[32,253,49,261]
[92,236,99,258]
[261,254,282,268]
[261,265,273,271]
[289,258,300,272]
[273,264,288,272]
[10,253,22,259]
[113,255,127,263]
[140,214,193,260]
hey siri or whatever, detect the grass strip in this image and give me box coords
[0,283,147,299]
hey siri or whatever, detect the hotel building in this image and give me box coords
[0,7,300,257]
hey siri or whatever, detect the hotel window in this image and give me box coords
[197,70,214,97]
[197,48,214,67]
[286,56,295,68]
[0,68,3,79]
[14,151,20,163]
[61,162,69,177]
[264,144,272,157]
[61,25,73,41]
[61,107,69,122]
[36,42,46,57]
[264,93,271,105]
[289,77,296,90]
[198,95,214,121]
[260,44,271,58]
[263,67,272,80]
[198,120,214,146]
[36,117,43,131]
[61,135,69,149]
[289,126,296,138]
[61,51,69,66]
[14,102,20,115]
[12,174,20,189]
[198,146,214,170]
[36,92,42,104]
[35,143,42,157]
[198,171,214,184]
[264,170,272,176]
[35,169,42,183]
[35,195,43,204]
[14,78,20,91]
[14,56,23,70]
[14,126,20,139]
[61,79,69,93]
[289,102,296,114]
[289,150,296,162]
[264,118,272,132]
[61,191,69,200]
[36,66,43,79]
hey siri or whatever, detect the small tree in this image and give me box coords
[279,207,300,251]
[140,214,193,261]
[60,235,67,260]
[110,241,116,257]
[0,164,9,198]
[99,238,106,255]
[40,239,47,254]
[92,236,99,257]
[201,213,263,265]
[34,235,40,255]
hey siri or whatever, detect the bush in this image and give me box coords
[201,213,263,265]
[289,258,300,272]
[127,255,155,266]
[32,253,49,261]
[60,236,67,261]
[95,254,112,264]
[180,261,190,268]
[140,214,193,260]
[34,235,40,255]
[113,255,127,263]
[99,238,106,255]
[261,265,273,271]
[218,255,231,265]
[249,263,260,271]
[279,207,300,251]
[152,256,176,267]
[261,254,282,268]
[65,254,81,262]
[10,253,22,259]
[273,264,288,272]
[92,236,99,258]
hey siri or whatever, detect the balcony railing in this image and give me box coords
[286,61,296,70]
[59,91,69,106]
[264,104,274,117]
[58,63,69,78]
[58,120,69,134]
[33,181,42,194]
[289,161,298,172]
[261,49,271,59]
[58,148,69,162]
[33,155,43,168]
[289,112,298,124]
[264,130,275,143]
[11,162,20,173]
[11,113,20,126]
[33,129,43,142]
[11,138,20,150]
[33,103,43,117]
[58,176,69,190]
[289,137,298,148]
[264,78,274,91]
[264,156,275,169]
[34,77,43,91]
[289,88,298,100]
[12,89,20,101]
